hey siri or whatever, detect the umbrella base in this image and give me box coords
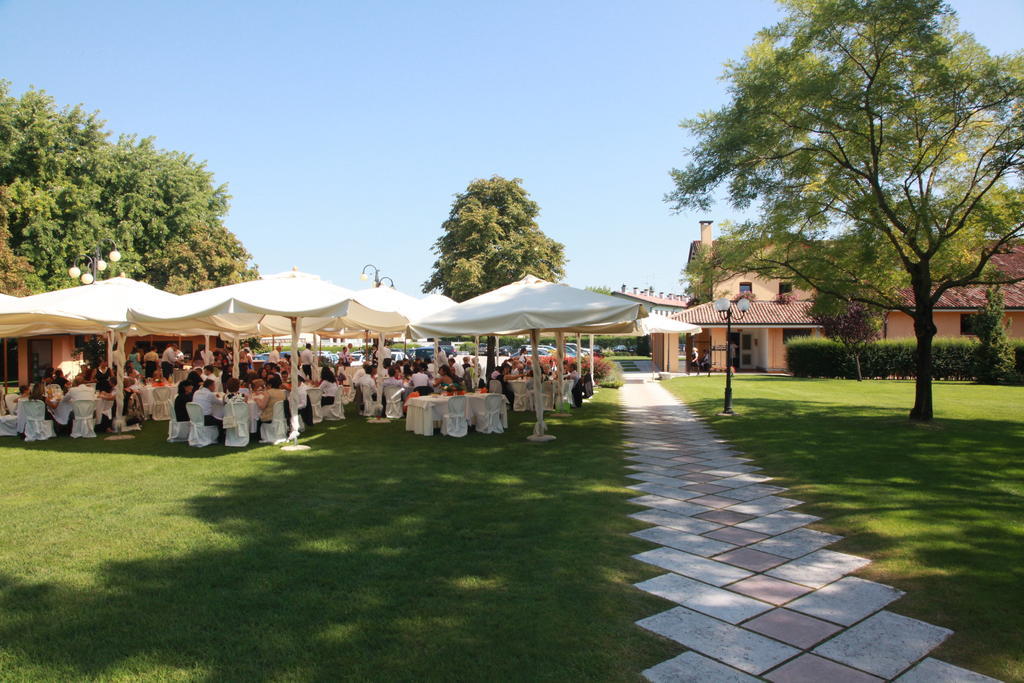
[281,444,312,451]
[367,418,390,424]
[527,434,556,443]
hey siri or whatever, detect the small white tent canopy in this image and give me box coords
[635,313,701,335]
[408,275,648,441]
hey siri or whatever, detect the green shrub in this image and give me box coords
[598,361,625,388]
[786,337,982,380]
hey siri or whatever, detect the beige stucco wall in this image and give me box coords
[714,273,814,301]
[886,311,1024,339]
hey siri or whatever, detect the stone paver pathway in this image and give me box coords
[619,380,1001,682]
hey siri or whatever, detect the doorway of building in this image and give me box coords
[728,331,741,370]
[29,339,52,382]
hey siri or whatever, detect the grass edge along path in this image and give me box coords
[663,375,1024,683]
[0,388,678,681]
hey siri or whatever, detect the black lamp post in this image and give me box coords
[359,264,394,288]
[68,239,122,285]
[714,296,751,415]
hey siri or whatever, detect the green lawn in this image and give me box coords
[664,376,1024,682]
[0,390,677,681]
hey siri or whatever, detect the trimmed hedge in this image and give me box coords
[786,337,1024,380]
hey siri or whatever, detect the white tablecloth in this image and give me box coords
[405,394,508,436]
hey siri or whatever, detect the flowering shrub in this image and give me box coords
[579,355,615,382]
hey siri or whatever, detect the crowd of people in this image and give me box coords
[2,339,593,441]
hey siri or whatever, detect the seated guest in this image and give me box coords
[409,362,432,396]
[355,364,378,407]
[53,377,98,433]
[151,368,167,385]
[174,382,195,422]
[224,377,244,402]
[29,382,57,423]
[52,369,69,391]
[94,359,112,387]
[143,346,159,378]
[382,366,404,391]
[319,368,339,407]
[192,379,224,430]
[255,375,288,430]
[433,365,459,392]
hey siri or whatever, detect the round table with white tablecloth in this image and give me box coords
[405,393,508,436]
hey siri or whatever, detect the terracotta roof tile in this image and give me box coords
[673,300,819,326]
[897,247,1024,309]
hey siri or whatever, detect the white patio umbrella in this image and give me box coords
[0,277,184,433]
[408,275,648,441]
[128,269,387,442]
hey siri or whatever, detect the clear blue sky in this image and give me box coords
[2,0,1020,295]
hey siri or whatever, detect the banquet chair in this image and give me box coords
[441,395,468,438]
[70,399,97,438]
[306,388,323,424]
[477,393,506,435]
[510,381,533,412]
[167,409,191,443]
[489,379,503,395]
[4,394,18,414]
[0,411,17,436]
[543,382,557,411]
[223,400,250,448]
[185,402,219,448]
[150,387,173,420]
[260,401,288,444]
[359,389,380,417]
[322,397,345,421]
[21,400,55,442]
[384,386,405,419]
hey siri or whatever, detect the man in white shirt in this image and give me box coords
[356,365,378,410]
[268,346,281,364]
[161,344,177,379]
[53,377,96,426]
[300,343,314,380]
[449,356,465,378]
[381,342,392,362]
[410,366,431,389]
[192,379,224,427]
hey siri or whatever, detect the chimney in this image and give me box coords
[659,291,664,299]
[632,287,638,294]
[621,284,626,292]
[700,220,713,247]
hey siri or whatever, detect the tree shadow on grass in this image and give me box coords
[0,398,678,680]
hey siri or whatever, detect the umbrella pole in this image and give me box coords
[368,330,389,423]
[551,331,571,417]
[526,329,554,442]
[281,316,310,450]
[232,336,240,380]
[589,333,596,391]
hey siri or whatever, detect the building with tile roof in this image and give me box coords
[609,285,689,316]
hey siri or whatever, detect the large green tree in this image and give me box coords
[0,82,256,294]
[423,175,566,301]
[423,175,566,373]
[669,0,1024,421]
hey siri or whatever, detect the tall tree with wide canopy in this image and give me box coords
[423,175,566,372]
[669,0,1024,421]
[0,82,256,293]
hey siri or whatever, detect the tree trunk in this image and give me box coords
[909,274,937,421]
[854,353,862,382]
[486,335,496,379]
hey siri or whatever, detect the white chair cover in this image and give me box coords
[167,416,191,443]
[4,394,19,415]
[260,400,288,444]
[186,402,218,447]
[223,400,250,447]
[70,399,97,438]
[441,395,468,438]
[510,381,533,412]
[150,387,173,420]
[384,386,405,419]
[339,385,356,405]
[360,387,379,417]
[543,382,557,411]
[0,414,18,436]
[322,398,345,421]
[477,393,505,434]
[21,400,55,442]
[306,387,323,424]
[489,379,503,395]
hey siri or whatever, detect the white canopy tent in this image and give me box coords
[408,275,648,441]
[0,277,186,433]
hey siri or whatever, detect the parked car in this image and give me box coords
[410,345,455,362]
[612,344,629,353]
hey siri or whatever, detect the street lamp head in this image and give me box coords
[737,297,752,313]
[80,272,94,285]
[68,265,82,279]
[360,272,369,282]
[108,249,121,263]
[713,298,731,313]
[96,259,108,272]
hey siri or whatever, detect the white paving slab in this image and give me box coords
[716,484,789,501]
[633,547,753,586]
[787,576,905,625]
[747,528,843,559]
[766,550,871,588]
[636,573,773,624]
[629,509,724,535]
[724,496,804,516]
[632,526,738,557]
[714,473,774,488]
[813,611,953,679]
[735,511,822,535]
[894,658,1002,682]
[642,651,760,682]
[627,472,699,487]
[636,606,800,674]
[629,495,712,517]
[627,483,705,501]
